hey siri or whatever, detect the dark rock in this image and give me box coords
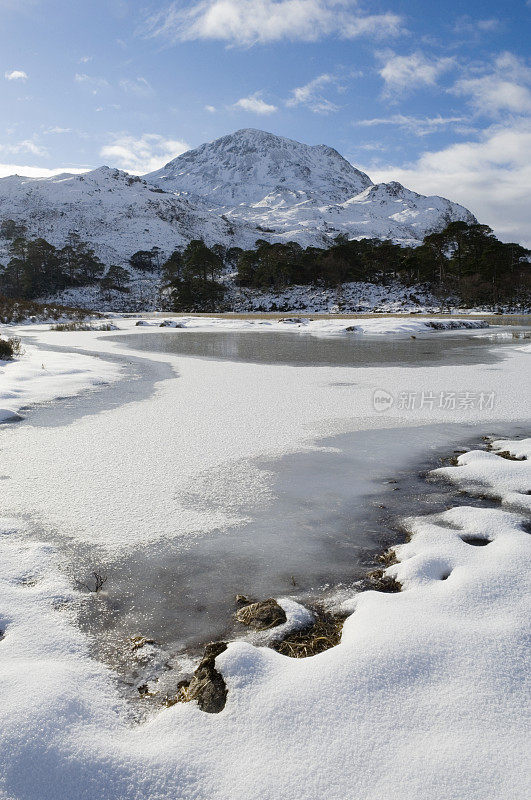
[235,598,287,630]
[159,320,185,328]
[176,641,228,714]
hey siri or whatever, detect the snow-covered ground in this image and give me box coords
[38,274,531,314]
[0,337,121,423]
[229,279,445,314]
[0,317,529,799]
[42,274,442,316]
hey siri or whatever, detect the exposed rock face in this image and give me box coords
[235,597,288,630]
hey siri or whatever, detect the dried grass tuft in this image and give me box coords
[273,611,345,659]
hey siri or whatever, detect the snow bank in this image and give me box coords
[0,339,121,422]
[433,437,531,513]
[303,317,489,336]
[1,492,528,799]
[120,314,489,336]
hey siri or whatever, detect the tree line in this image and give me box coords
[230,223,529,303]
[0,220,162,299]
[1,218,529,309]
[161,222,530,310]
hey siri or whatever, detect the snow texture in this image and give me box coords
[0,336,121,422]
[434,437,531,513]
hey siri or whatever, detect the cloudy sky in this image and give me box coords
[1,0,530,245]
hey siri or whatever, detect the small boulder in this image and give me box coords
[176,641,228,714]
[159,319,185,328]
[235,598,287,630]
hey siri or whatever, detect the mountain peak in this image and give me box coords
[145,128,373,206]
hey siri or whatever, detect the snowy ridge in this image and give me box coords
[0,166,255,265]
[0,129,476,265]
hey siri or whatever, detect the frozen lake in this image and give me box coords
[116,326,523,367]
[3,324,529,693]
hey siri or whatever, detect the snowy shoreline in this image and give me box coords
[0,318,529,800]
[0,315,497,423]
[1,432,529,799]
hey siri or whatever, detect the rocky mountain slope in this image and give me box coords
[0,129,476,264]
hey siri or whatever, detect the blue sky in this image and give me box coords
[1,0,530,244]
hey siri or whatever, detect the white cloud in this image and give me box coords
[100,133,189,174]
[362,120,531,247]
[286,73,339,113]
[204,104,216,113]
[354,113,469,136]
[378,51,455,96]
[43,126,73,135]
[475,18,500,31]
[0,163,88,179]
[145,1,403,46]
[0,139,47,157]
[453,16,500,35]
[234,92,277,114]
[451,52,531,115]
[119,77,154,96]
[74,73,111,94]
[4,69,28,81]
[78,55,93,64]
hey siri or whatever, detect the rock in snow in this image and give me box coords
[0,129,476,264]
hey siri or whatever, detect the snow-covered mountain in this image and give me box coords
[0,167,252,265]
[0,129,476,264]
[145,128,372,205]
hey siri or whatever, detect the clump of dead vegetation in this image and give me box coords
[377,548,398,566]
[0,335,23,360]
[235,596,287,630]
[74,571,108,593]
[366,569,402,593]
[0,294,96,324]
[492,449,526,461]
[51,321,116,332]
[272,610,345,659]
